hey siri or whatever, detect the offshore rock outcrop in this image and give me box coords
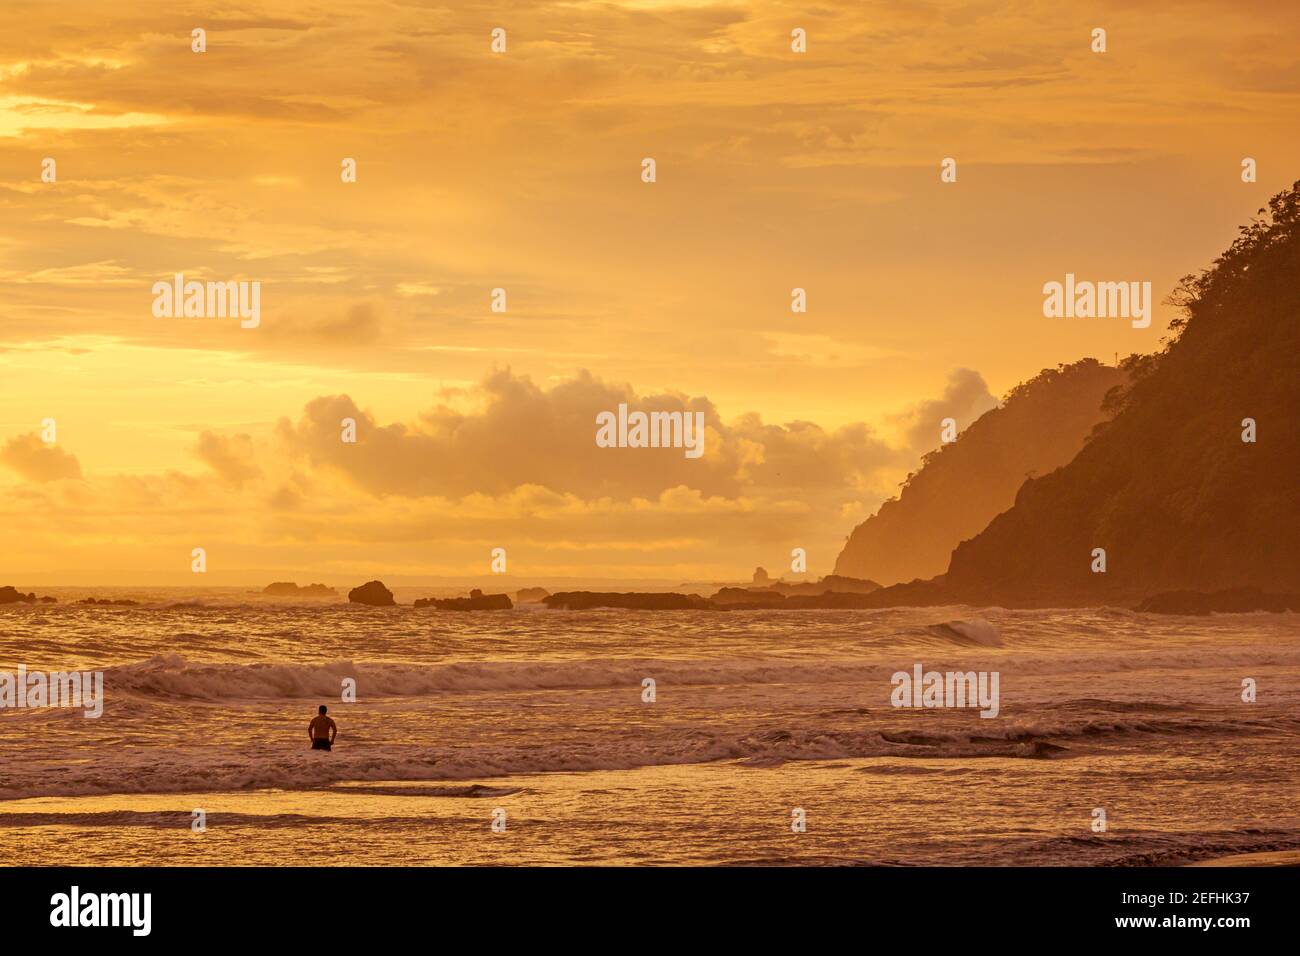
[264,582,337,596]
[414,589,512,611]
[0,586,44,604]
[348,580,396,606]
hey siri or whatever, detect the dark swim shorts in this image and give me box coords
[311,738,332,751]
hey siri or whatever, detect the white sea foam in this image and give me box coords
[0,604,1295,808]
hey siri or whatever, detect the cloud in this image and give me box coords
[762,333,899,367]
[193,431,262,486]
[0,432,82,482]
[0,260,137,286]
[275,367,899,500]
[262,301,383,347]
[0,366,999,579]
[891,367,998,456]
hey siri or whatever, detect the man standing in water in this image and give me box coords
[309,705,337,751]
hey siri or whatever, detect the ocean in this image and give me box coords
[2,589,1298,865]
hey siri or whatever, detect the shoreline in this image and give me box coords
[1185,850,1300,867]
[4,764,1299,867]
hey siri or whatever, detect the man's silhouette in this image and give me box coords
[309,704,337,751]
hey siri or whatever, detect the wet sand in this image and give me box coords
[3,753,1300,866]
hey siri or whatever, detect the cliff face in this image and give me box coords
[833,359,1127,585]
[945,185,1300,604]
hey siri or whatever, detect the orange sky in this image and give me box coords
[2,0,1298,584]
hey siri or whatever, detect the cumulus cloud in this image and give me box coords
[0,368,999,580]
[275,368,898,501]
[194,431,262,486]
[0,432,82,482]
[891,367,998,457]
[261,302,383,347]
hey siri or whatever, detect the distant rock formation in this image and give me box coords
[752,567,771,586]
[835,358,1126,585]
[843,576,952,608]
[263,582,337,597]
[945,184,1300,605]
[515,587,550,603]
[0,586,40,605]
[710,587,787,608]
[414,589,512,611]
[1135,588,1300,615]
[542,588,899,611]
[543,591,712,610]
[767,575,879,596]
[709,584,938,609]
[712,575,880,605]
[77,598,139,606]
[348,580,396,606]
[780,591,908,609]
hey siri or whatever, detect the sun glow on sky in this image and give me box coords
[2,0,1298,582]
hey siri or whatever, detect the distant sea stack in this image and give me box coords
[515,587,550,604]
[945,184,1300,605]
[264,582,338,597]
[414,589,512,611]
[835,358,1127,586]
[348,580,396,606]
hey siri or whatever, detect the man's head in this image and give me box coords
[318,705,327,715]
